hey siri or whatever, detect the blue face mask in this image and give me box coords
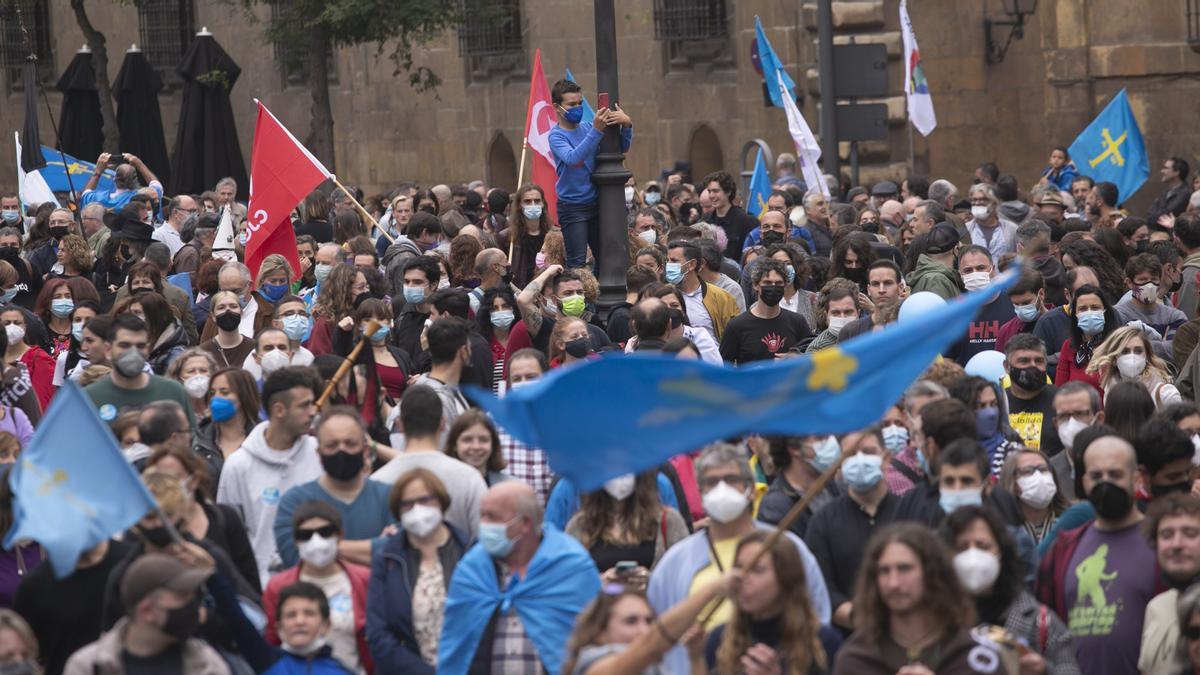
[785,264,796,285]
[314,263,332,283]
[976,407,1000,439]
[0,288,16,306]
[664,262,685,285]
[260,282,289,304]
[1013,303,1039,323]
[939,487,984,514]
[281,315,310,342]
[1077,310,1105,336]
[916,447,931,476]
[0,211,19,225]
[404,286,426,305]
[522,205,543,221]
[210,396,237,423]
[490,310,515,329]
[50,298,74,318]
[809,436,841,472]
[560,105,584,125]
[71,322,84,343]
[365,323,390,342]
[882,424,909,452]
[842,452,884,492]
[645,191,661,206]
[478,519,519,558]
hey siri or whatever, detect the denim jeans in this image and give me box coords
[557,200,597,269]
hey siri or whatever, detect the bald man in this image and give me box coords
[438,480,600,673]
[471,248,512,306]
[80,152,162,212]
[1036,434,1157,674]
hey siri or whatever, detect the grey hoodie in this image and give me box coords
[216,420,321,587]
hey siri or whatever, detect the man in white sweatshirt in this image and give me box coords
[217,366,322,587]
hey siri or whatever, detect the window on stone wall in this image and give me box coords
[136,0,195,83]
[0,0,52,95]
[270,1,336,88]
[458,0,523,82]
[652,0,733,73]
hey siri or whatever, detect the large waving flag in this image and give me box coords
[753,16,796,107]
[5,382,156,577]
[1067,89,1148,205]
[524,49,558,223]
[563,67,594,126]
[779,71,829,197]
[39,145,114,195]
[16,62,58,209]
[245,100,331,282]
[900,0,936,136]
[467,268,1020,492]
[747,149,772,218]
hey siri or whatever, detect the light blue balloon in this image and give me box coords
[898,291,946,323]
[965,350,1007,385]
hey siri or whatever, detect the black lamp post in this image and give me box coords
[593,0,632,311]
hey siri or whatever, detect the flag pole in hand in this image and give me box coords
[510,142,529,261]
[316,320,380,411]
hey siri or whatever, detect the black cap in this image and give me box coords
[927,222,960,255]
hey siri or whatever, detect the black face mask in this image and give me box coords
[321,449,365,481]
[419,205,437,215]
[49,226,69,240]
[353,292,373,308]
[758,286,785,307]
[138,523,175,549]
[1087,481,1133,521]
[1011,365,1047,393]
[499,267,514,285]
[760,230,785,247]
[214,311,241,332]
[564,337,591,359]
[841,267,867,284]
[119,244,133,260]
[161,594,202,641]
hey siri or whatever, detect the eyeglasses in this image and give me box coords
[295,524,338,541]
[1015,465,1051,478]
[1054,411,1094,424]
[396,494,439,512]
[699,475,750,491]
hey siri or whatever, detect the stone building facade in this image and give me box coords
[3,0,1199,213]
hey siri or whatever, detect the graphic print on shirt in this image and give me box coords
[1070,543,1119,636]
[1009,411,1044,450]
[760,332,786,355]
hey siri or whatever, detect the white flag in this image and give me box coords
[778,71,830,198]
[901,0,936,136]
[13,133,58,209]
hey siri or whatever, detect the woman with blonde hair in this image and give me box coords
[538,229,567,270]
[549,316,592,367]
[1086,325,1181,407]
[53,233,93,279]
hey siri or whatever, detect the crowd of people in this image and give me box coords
[0,79,1198,673]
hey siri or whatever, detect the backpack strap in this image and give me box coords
[890,456,922,484]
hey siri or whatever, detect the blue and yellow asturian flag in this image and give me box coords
[467,269,1020,492]
[747,148,772,219]
[1067,89,1148,205]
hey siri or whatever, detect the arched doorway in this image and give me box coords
[688,125,724,186]
[487,133,518,193]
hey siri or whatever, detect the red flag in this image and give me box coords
[245,100,331,282]
[523,49,559,224]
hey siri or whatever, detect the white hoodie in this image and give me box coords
[216,420,321,587]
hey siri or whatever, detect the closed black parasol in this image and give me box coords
[168,29,247,199]
[56,46,104,162]
[112,46,170,187]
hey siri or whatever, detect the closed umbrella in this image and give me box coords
[168,28,247,199]
[56,46,104,162]
[112,46,170,187]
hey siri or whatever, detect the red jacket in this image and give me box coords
[20,347,54,411]
[263,561,374,673]
[1054,339,1103,401]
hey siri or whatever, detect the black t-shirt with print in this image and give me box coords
[719,309,811,364]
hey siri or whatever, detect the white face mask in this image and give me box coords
[624,187,635,203]
[4,324,23,345]
[953,547,1001,595]
[401,503,443,538]
[603,473,637,501]
[827,315,854,336]
[1192,434,1200,465]
[437,278,451,291]
[260,349,291,375]
[962,271,991,292]
[1058,416,1089,452]
[297,533,338,568]
[183,375,210,399]
[970,205,991,222]
[1116,353,1147,379]
[701,481,749,524]
[1016,471,1057,509]
[637,229,658,245]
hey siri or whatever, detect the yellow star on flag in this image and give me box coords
[807,347,859,392]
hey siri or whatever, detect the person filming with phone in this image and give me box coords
[548,79,634,270]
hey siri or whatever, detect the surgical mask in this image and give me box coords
[183,375,210,399]
[939,486,983,514]
[490,310,515,329]
[970,205,991,221]
[827,315,853,336]
[237,231,249,247]
[1135,282,1160,304]
[962,271,991,292]
[401,504,443,538]
[214,310,241,332]
[645,191,661,205]
[976,407,1000,438]
[210,396,237,423]
[664,262,685,284]
[403,286,426,305]
[281,635,329,657]
[1076,310,1105,335]
[50,298,74,318]
[785,264,796,285]
[0,210,19,225]
[882,424,909,452]
[1016,471,1057,509]
[297,533,339,568]
[281,315,310,342]
[478,519,520,557]
[71,322,85,342]
[364,323,390,343]
[3,324,23,345]
[113,348,145,378]
[543,299,558,316]
[260,282,289,304]
[1013,302,1039,323]
[842,453,883,492]
[1116,353,1146,379]
[560,295,586,317]
[603,473,636,501]
[624,186,635,203]
[637,229,658,245]
[916,447,931,476]
[809,436,841,472]
[701,481,749,524]
[535,252,547,268]
[562,105,584,124]
[522,205,543,220]
[260,349,290,375]
[1058,416,1088,450]
[314,263,332,283]
[953,547,1001,595]
[437,278,450,290]
[1193,433,1200,465]
[0,288,16,305]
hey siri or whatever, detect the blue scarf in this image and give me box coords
[437,526,600,675]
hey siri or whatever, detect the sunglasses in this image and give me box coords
[295,524,338,542]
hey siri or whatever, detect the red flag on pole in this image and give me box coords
[245,100,331,282]
[524,49,559,224]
